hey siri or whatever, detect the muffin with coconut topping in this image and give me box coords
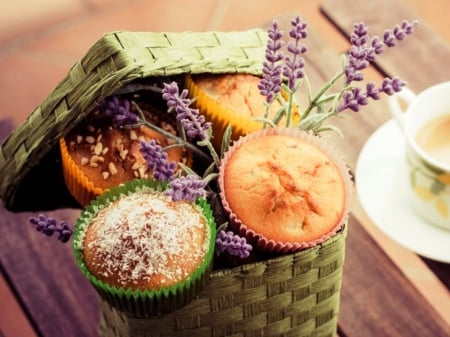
[73,179,216,316]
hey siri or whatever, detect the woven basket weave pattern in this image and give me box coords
[98,226,347,337]
[0,29,267,210]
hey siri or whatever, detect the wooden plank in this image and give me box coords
[0,206,100,337]
[320,0,450,93]
[341,216,450,337]
[0,271,38,337]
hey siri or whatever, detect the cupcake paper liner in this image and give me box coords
[72,179,216,318]
[60,137,103,207]
[218,127,353,254]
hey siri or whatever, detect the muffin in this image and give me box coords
[60,97,191,206]
[218,127,352,253]
[73,179,216,316]
[186,73,299,151]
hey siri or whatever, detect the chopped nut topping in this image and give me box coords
[108,162,118,175]
[90,155,104,164]
[81,157,89,166]
[76,135,83,144]
[94,142,103,156]
[138,166,147,178]
[119,149,128,160]
[85,136,96,144]
[102,171,110,180]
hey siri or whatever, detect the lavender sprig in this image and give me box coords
[165,175,207,202]
[258,21,284,104]
[282,16,308,126]
[283,16,307,92]
[140,140,177,181]
[216,230,253,259]
[270,18,419,132]
[29,215,73,243]
[139,139,207,203]
[337,77,405,112]
[161,81,221,169]
[258,17,308,128]
[98,96,139,127]
[162,82,211,141]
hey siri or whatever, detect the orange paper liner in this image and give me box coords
[59,137,103,207]
[218,127,353,254]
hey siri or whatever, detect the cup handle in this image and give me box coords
[388,87,416,130]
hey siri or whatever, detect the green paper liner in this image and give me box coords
[72,178,216,318]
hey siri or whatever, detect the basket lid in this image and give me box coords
[0,29,267,212]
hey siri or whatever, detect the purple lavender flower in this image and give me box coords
[29,215,73,243]
[282,16,308,91]
[380,76,406,95]
[99,96,139,127]
[165,175,206,202]
[337,77,406,112]
[383,20,418,47]
[344,20,417,85]
[139,140,177,181]
[258,20,284,103]
[344,22,372,84]
[215,230,252,259]
[162,82,210,141]
[338,87,368,112]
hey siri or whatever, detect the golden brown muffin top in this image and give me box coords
[192,73,282,119]
[82,191,210,290]
[222,133,345,243]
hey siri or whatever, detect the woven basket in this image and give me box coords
[0,29,267,211]
[98,225,346,337]
[0,29,348,336]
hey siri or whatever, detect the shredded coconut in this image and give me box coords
[83,191,209,287]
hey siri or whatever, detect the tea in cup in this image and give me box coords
[389,81,450,230]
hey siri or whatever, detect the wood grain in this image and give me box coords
[0,207,100,337]
[320,0,450,93]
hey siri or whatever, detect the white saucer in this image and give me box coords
[355,119,450,263]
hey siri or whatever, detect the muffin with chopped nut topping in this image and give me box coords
[60,96,191,207]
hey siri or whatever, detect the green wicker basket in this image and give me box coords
[98,225,347,337]
[0,29,347,337]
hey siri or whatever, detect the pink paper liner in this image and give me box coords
[218,127,353,254]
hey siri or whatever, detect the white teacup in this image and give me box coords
[389,81,450,231]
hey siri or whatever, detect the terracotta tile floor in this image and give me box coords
[0,1,449,336]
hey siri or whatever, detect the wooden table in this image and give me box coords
[1,0,449,336]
